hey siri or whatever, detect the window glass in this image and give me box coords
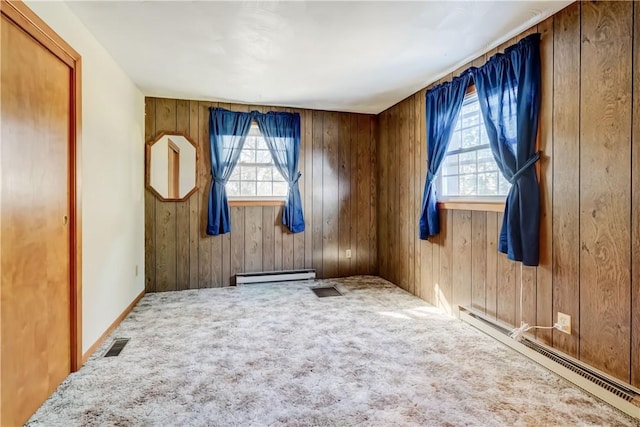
[437,90,511,200]
[226,123,287,199]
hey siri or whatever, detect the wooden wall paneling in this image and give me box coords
[262,206,275,271]
[350,114,359,277]
[230,206,244,282]
[188,101,200,289]
[154,98,178,292]
[398,103,410,290]
[471,211,487,312]
[387,108,397,284]
[496,213,516,326]
[198,101,214,287]
[485,212,498,319]
[632,0,640,389]
[211,102,234,287]
[144,99,157,292]
[288,107,305,271]
[369,116,378,275]
[418,90,433,305]
[438,209,453,314]
[452,210,472,316]
[377,112,388,279]
[176,100,191,290]
[579,1,632,382]
[303,110,313,269]
[312,110,324,277]
[413,93,422,298]
[552,3,580,356]
[322,112,340,277]
[244,206,263,273]
[356,114,371,275]
[520,265,537,338]
[338,113,351,276]
[275,106,294,271]
[536,17,554,345]
[407,98,415,293]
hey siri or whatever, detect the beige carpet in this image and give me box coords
[27,276,638,426]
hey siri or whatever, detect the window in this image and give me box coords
[226,122,288,199]
[437,90,511,201]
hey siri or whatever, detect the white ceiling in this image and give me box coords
[65,1,571,114]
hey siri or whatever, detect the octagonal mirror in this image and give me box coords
[146,132,198,201]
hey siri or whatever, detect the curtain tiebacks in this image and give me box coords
[508,151,541,184]
[212,176,226,185]
[288,172,302,188]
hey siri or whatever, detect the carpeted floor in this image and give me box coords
[27,276,638,426]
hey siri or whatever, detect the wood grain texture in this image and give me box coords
[189,101,200,289]
[452,210,472,316]
[398,103,410,290]
[1,11,76,424]
[471,211,487,312]
[176,101,190,290]
[579,0,632,382]
[356,115,371,276]
[154,98,178,292]
[485,212,499,319]
[197,102,213,287]
[322,112,340,278]
[369,117,378,275]
[145,99,157,292]
[552,2,580,357]
[496,213,516,326]
[312,110,324,278]
[413,92,422,298]
[633,0,640,390]
[338,113,351,276]
[377,112,389,279]
[145,100,377,289]
[438,210,453,314]
[536,17,554,346]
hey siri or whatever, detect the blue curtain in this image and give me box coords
[255,111,305,233]
[207,108,253,236]
[471,33,541,266]
[419,73,471,239]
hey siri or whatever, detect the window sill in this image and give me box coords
[228,199,285,207]
[437,201,505,212]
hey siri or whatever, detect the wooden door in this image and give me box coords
[1,10,74,426]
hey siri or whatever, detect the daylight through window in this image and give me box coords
[226,123,287,199]
[437,90,511,200]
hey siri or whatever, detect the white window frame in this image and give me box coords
[436,88,511,203]
[226,122,287,202]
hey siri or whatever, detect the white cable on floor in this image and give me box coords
[509,263,562,342]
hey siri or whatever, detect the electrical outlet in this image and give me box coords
[135,265,139,277]
[345,249,352,259]
[557,312,571,334]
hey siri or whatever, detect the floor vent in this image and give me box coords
[236,269,315,285]
[311,286,342,298]
[459,306,640,420]
[104,338,129,357]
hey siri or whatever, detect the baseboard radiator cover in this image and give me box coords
[459,306,640,420]
[236,269,316,285]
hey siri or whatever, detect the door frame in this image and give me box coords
[1,0,83,371]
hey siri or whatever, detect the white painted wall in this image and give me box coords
[25,1,145,354]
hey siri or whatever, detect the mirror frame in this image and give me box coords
[146,131,199,202]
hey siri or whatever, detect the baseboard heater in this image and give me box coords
[235,269,315,285]
[459,306,640,420]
